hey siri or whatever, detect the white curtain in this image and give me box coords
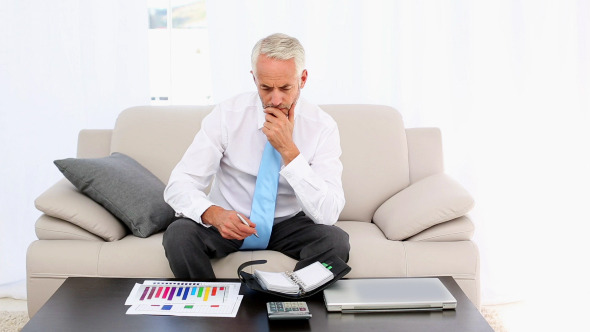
[206,0,590,308]
[0,0,150,298]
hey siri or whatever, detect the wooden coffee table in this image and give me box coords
[22,277,492,331]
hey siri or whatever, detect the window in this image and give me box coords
[148,0,212,105]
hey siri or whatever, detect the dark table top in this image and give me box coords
[23,276,492,332]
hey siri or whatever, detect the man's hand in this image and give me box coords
[201,206,257,240]
[262,106,300,165]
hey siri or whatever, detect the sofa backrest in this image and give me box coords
[110,104,410,222]
[320,105,409,222]
[110,105,214,185]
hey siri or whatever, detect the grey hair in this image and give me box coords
[251,33,305,76]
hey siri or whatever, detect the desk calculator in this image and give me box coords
[266,301,312,320]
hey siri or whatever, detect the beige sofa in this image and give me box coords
[27,104,480,317]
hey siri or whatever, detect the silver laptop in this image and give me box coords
[323,278,457,313]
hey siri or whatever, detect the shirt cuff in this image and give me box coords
[179,202,215,228]
[280,154,311,181]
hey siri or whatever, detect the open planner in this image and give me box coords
[254,261,334,295]
[237,256,351,299]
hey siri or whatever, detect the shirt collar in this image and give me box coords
[256,96,302,130]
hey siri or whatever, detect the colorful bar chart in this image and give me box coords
[125,280,243,317]
[127,282,230,305]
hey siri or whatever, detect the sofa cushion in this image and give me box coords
[53,152,176,238]
[373,173,474,240]
[335,221,407,278]
[35,179,127,241]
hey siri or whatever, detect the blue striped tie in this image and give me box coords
[241,141,281,249]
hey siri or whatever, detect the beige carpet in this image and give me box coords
[1,307,505,331]
[480,306,507,332]
[0,311,28,332]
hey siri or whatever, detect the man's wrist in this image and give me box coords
[281,146,300,166]
[201,205,222,226]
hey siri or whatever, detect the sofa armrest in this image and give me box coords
[406,215,474,242]
[373,173,474,240]
[35,214,104,241]
[77,129,112,158]
[34,179,127,241]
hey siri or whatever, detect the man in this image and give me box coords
[162,33,349,279]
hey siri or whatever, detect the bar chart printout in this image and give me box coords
[125,280,243,317]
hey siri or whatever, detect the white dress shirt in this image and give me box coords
[164,92,345,227]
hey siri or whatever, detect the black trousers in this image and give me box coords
[162,212,350,279]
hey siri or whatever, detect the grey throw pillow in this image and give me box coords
[54,152,176,238]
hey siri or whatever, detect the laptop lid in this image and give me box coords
[323,278,457,313]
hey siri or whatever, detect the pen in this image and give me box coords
[237,213,259,238]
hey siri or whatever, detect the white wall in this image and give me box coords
[0,0,150,293]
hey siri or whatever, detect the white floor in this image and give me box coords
[0,298,27,312]
[488,298,588,331]
[486,301,527,331]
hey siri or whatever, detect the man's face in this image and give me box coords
[252,54,307,116]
